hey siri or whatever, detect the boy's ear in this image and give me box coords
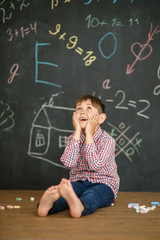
[98,113,107,124]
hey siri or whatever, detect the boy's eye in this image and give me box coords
[76,107,81,112]
[87,106,92,110]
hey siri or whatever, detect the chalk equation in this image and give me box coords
[93,90,150,120]
[105,90,150,120]
[6,22,37,41]
[126,23,160,75]
[0,100,15,132]
[0,0,30,23]
[49,23,118,61]
[50,0,134,8]
[153,65,160,96]
[86,14,139,28]
[107,122,142,162]
[28,94,74,168]
[51,0,71,10]
[49,24,97,66]
[84,0,134,4]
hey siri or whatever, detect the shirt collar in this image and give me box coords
[80,127,102,143]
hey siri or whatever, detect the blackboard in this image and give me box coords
[0,0,160,192]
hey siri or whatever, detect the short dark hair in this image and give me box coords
[75,95,105,114]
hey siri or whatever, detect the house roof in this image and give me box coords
[32,104,75,132]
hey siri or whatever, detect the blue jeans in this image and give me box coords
[48,180,114,216]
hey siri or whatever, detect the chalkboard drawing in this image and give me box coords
[0,100,15,132]
[8,63,19,84]
[126,23,160,74]
[0,0,30,24]
[51,0,71,10]
[28,96,74,168]
[107,122,142,162]
[35,42,61,88]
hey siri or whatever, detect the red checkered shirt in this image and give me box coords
[60,127,120,197]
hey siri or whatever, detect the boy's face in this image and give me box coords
[75,99,100,131]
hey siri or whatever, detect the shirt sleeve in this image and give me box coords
[60,135,80,168]
[85,135,115,171]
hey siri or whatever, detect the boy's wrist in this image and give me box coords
[73,129,81,140]
[85,133,94,144]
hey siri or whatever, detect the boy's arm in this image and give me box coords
[60,112,81,168]
[60,135,80,168]
[85,114,115,170]
[86,136,115,171]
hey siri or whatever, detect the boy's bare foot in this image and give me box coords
[38,185,60,217]
[59,178,84,218]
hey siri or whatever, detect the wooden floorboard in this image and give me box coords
[0,190,160,240]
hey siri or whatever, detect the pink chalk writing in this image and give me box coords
[6,22,37,41]
[126,23,160,75]
[102,79,111,89]
[8,64,19,84]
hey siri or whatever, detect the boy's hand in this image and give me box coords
[72,112,81,131]
[72,112,81,140]
[85,114,99,137]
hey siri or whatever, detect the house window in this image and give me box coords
[35,133,45,147]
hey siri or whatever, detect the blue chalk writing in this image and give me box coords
[98,32,117,59]
[35,42,61,88]
[84,0,95,5]
[84,0,134,5]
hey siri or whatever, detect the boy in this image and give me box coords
[37,95,120,218]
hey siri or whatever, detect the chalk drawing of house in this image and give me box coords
[28,98,74,168]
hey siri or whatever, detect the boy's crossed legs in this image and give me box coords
[38,178,114,218]
[38,178,84,218]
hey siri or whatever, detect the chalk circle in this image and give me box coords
[119,122,125,129]
[119,137,126,146]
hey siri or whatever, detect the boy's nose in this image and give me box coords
[81,111,85,115]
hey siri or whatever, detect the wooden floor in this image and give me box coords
[0,190,160,240]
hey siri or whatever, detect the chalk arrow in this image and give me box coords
[126,64,136,75]
[126,23,160,75]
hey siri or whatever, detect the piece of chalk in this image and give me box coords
[141,208,149,213]
[128,203,139,208]
[16,197,22,201]
[151,202,159,205]
[140,210,147,214]
[0,206,5,210]
[128,203,139,206]
[7,205,13,209]
[14,206,20,209]
[151,205,156,210]
[139,205,146,209]
[30,197,34,201]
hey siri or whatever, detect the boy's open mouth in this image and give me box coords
[80,118,88,121]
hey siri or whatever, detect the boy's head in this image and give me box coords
[75,95,105,114]
[75,95,106,132]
